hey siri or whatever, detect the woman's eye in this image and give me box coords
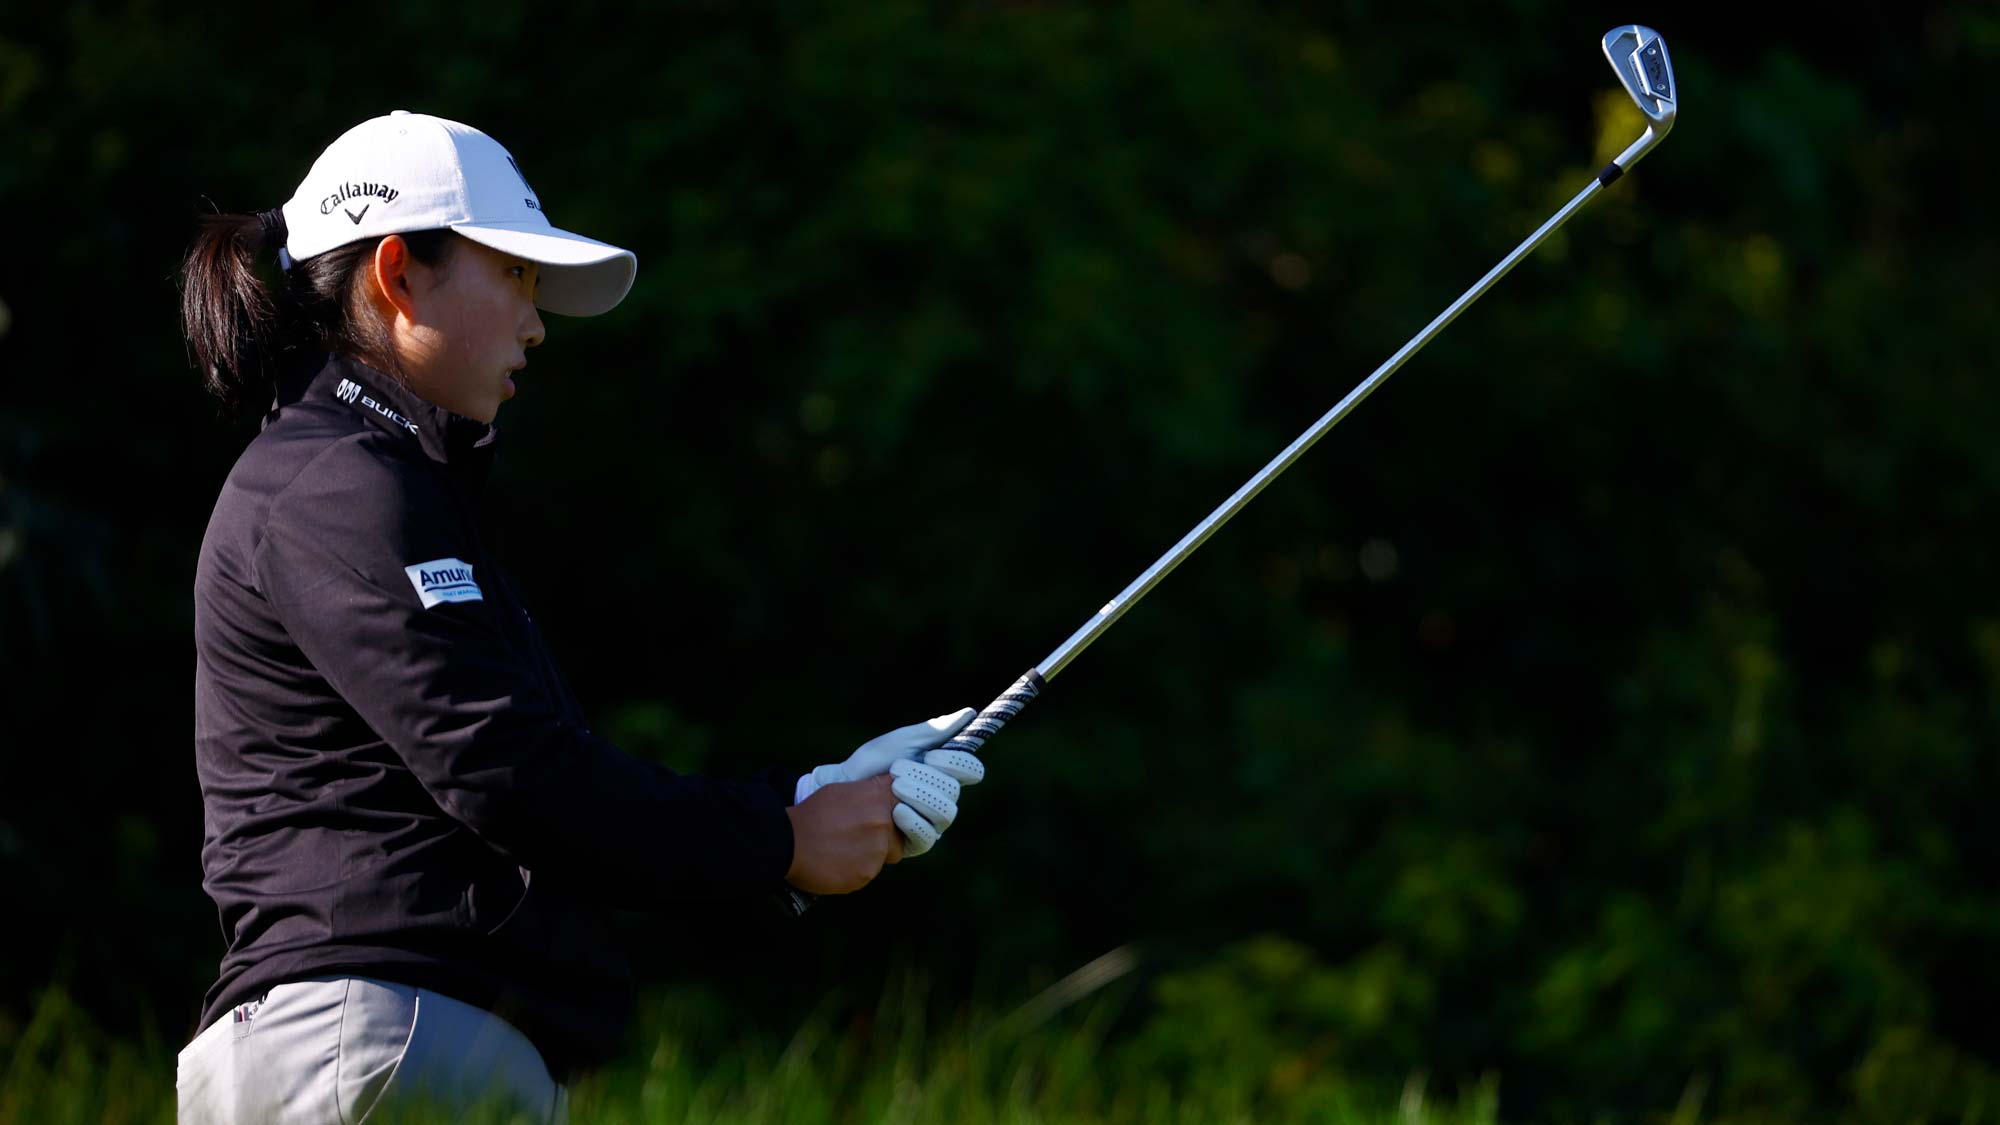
[509,265,527,279]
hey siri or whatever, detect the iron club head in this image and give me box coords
[1598,25,1677,172]
[1602,25,1677,132]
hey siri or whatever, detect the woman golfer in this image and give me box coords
[176,110,986,1123]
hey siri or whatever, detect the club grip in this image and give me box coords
[941,667,1046,755]
[780,667,1047,918]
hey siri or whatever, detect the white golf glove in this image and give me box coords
[795,707,989,858]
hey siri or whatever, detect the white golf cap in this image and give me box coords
[278,110,636,317]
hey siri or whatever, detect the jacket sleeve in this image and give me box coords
[252,436,795,906]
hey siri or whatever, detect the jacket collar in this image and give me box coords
[270,352,501,486]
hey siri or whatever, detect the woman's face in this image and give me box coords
[380,236,546,424]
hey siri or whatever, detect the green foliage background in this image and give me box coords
[2,2,1995,1119]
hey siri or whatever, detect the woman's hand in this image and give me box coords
[798,708,977,796]
[783,776,906,894]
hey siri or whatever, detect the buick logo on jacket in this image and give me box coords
[335,379,419,434]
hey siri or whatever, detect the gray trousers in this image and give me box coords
[175,976,568,1124]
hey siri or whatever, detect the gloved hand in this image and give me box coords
[796,708,989,859]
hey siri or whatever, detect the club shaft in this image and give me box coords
[1036,172,1612,682]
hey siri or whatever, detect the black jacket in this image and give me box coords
[191,351,798,1080]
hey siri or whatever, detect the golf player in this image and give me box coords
[176,111,987,1123]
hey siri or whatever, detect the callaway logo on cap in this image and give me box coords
[278,110,636,317]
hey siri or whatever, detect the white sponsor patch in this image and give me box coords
[404,557,483,608]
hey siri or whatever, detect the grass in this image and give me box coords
[0,975,1502,1124]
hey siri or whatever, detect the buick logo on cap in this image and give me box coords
[506,155,540,211]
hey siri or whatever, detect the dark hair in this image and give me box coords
[179,209,456,409]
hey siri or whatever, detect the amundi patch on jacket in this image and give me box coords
[404,558,483,609]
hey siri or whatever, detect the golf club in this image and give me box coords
[787,24,1676,917]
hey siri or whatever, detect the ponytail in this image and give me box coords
[179,208,459,410]
[180,209,285,409]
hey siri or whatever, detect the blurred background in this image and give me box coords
[3,2,1996,1120]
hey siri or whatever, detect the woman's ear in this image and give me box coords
[367,235,420,322]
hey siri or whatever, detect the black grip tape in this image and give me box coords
[940,667,1046,755]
